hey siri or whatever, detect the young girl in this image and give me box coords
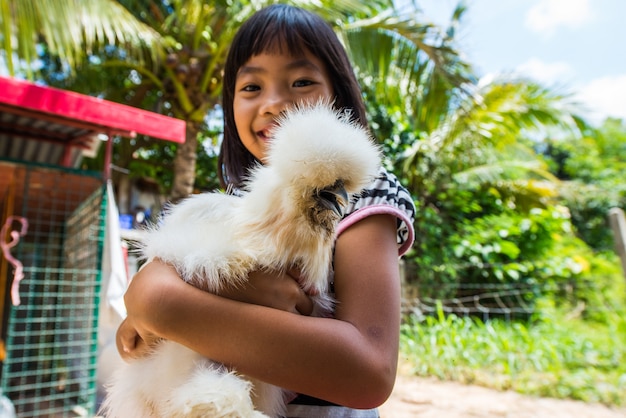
[117,4,415,417]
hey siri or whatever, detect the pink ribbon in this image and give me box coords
[1,216,29,306]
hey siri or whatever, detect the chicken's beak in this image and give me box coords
[317,180,349,218]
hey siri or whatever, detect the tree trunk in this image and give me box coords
[169,120,200,202]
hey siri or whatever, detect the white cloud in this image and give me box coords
[576,75,626,125]
[514,57,573,85]
[525,0,592,35]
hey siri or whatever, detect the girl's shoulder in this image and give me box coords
[340,167,416,256]
[346,167,415,219]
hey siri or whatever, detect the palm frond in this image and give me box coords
[1,0,159,77]
[454,160,559,186]
[339,4,474,135]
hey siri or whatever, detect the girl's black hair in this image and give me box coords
[218,4,368,189]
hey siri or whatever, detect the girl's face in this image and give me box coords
[233,49,334,162]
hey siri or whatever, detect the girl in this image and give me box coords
[117,4,415,417]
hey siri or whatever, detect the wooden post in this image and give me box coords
[608,207,626,279]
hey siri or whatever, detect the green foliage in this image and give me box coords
[0,0,158,78]
[407,194,625,319]
[392,44,614,317]
[543,118,626,252]
[451,206,579,286]
[400,304,626,406]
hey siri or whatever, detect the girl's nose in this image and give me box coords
[259,90,291,116]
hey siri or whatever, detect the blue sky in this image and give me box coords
[400,0,626,125]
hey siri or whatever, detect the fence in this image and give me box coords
[1,162,105,418]
[400,266,622,323]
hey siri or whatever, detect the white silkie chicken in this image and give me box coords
[100,102,381,418]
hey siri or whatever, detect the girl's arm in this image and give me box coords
[118,213,401,409]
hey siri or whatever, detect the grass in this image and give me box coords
[399,303,626,406]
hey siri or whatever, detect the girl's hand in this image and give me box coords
[219,268,314,315]
[116,260,180,361]
[116,317,161,361]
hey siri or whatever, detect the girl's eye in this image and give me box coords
[241,84,260,92]
[293,79,314,88]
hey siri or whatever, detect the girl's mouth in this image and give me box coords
[257,130,270,140]
[257,124,278,141]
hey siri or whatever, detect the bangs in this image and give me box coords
[231,6,321,68]
[250,19,309,57]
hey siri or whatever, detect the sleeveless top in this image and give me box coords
[338,167,415,256]
[284,167,416,418]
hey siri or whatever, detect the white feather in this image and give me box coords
[100,102,381,418]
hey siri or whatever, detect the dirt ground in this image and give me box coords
[379,373,626,418]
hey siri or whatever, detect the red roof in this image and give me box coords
[0,76,186,168]
[0,76,185,143]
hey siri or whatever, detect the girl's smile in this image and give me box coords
[233,49,334,163]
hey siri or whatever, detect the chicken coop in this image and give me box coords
[0,76,185,417]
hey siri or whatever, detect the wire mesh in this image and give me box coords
[402,283,539,322]
[401,278,617,323]
[0,162,105,418]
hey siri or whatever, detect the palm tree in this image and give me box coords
[1,0,472,201]
[403,76,587,208]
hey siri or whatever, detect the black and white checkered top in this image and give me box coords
[338,167,415,256]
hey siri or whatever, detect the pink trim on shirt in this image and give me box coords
[337,204,415,256]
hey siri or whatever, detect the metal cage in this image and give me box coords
[0,161,105,417]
